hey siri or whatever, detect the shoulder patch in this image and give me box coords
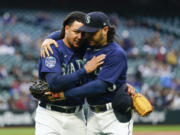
[45,56,56,68]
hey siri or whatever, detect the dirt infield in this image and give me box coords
[134,131,180,135]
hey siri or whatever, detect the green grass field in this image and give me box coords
[133,125,180,132]
[0,125,180,135]
[0,127,34,135]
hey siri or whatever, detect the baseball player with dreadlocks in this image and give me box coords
[40,11,135,135]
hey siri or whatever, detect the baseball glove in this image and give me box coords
[132,93,153,117]
[29,80,65,102]
[29,80,50,100]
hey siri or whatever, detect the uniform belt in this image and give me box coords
[90,102,112,113]
[39,102,82,113]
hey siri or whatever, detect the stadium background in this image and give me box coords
[0,0,180,134]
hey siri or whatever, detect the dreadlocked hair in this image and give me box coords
[107,25,116,43]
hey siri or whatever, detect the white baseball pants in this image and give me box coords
[35,105,86,135]
[86,108,133,135]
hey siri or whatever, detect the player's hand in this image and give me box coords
[84,54,106,74]
[127,83,136,97]
[45,91,66,101]
[41,39,58,58]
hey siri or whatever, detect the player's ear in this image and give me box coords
[103,26,109,32]
[102,26,109,36]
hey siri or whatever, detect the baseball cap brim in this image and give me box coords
[113,109,132,123]
[78,25,100,32]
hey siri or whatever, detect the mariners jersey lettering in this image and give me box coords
[39,40,85,105]
[84,42,128,105]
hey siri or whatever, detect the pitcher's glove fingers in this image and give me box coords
[132,93,153,117]
[29,80,50,100]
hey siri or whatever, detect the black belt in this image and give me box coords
[90,103,132,122]
[39,102,82,113]
[90,103,112,113]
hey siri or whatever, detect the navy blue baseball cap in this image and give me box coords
[78,11,111,32]
[112,85,133,122]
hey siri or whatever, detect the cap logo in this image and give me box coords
[86,16,91,24]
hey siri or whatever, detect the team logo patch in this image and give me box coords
[45,56,56,68]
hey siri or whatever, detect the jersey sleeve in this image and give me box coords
[39,46,62,74]
[64,79,109,98]
[97,50,128,84]
[45,68,87,92]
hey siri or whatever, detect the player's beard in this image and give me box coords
[67,39,83,51]
[88,32,104,48]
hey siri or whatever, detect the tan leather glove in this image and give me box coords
[132,93,153,117]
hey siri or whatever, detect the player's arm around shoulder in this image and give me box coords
[41,31,61,57]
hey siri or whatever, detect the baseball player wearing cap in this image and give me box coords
[43,11,134,135]
[36,11,105,135]
[66,11,133,135]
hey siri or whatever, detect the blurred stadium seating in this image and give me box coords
[0,9,180,111]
